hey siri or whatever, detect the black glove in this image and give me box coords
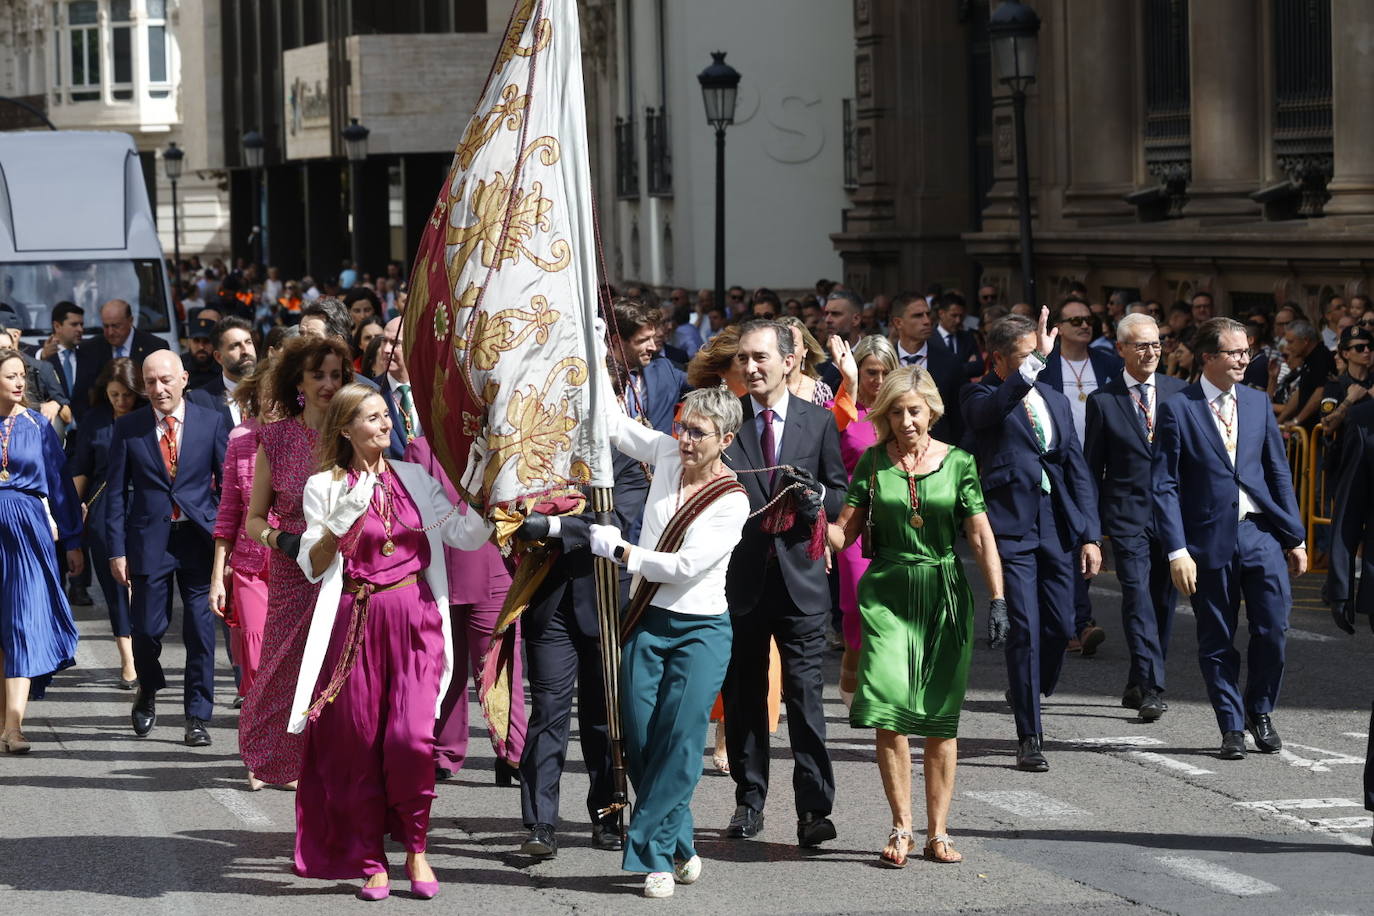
[780,466,823,520]
[276,531,302,560]
[517,513,552,541]
[987,598,1010,649]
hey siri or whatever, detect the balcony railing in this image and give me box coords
[615,115,639,200]
[645,106,672,197]
[842,98,858,191]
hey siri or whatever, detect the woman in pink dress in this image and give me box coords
[825,334,898,706]
[291,385,493,900]
[238,337,352,788]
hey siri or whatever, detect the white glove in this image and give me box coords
[589,523,624,560]
[325,472,377,536]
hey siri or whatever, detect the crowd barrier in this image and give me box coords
[1282,422,1331,574]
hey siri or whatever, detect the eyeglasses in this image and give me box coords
[1131,341,1164,353]
[1060,316,1091,327]
[754,311,777,320]
[1346,343,1372,354]
[729,293,745,300]
[673,423,719,442]
[1215,348,1250,361]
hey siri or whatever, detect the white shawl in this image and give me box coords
[287,459,493,734]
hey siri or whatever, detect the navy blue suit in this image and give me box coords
[105,400,228,721]
[632,355,689,437]
[962,365,1100,739]
[1152,382,1304,734]
[1085,373,1186,694]
[912,337,967,445]
[935,326,984,381]
[375,374,416,459]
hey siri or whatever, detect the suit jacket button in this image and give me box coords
[1231,502,1238,509]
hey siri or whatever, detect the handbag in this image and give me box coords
[860,447,878,560]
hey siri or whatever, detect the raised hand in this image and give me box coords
[1036,305,1058,356]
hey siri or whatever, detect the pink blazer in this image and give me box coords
[214,418,269,576]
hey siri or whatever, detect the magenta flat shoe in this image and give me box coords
[405,864,439,900]
[357,880,390,901]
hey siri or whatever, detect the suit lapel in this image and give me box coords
[142,409,171,484]
[731,398,765,498]
[1188,392,1232,465]
[777,394,806,470]
[1115,382,1150,447]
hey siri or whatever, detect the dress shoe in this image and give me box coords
[131,688,156,737]
[1121,684,1144,710]
[67,585,93,606]
[797,811,837,848]
[591,820,624,851]
[434,766,455,781]
[495,759,521,787]
[1219,730,1247,760]
[118,678,139,692]
[726,805,764,839]
[1016,735,1049,772]
[1076,625,1106,658]
[1246,714,1282,753]
[405,862,439,899]
[1,729,32,754]
[357,879,390,901]
[184,717,211,747]
[520,823,557,857]
[231,695,244,709]
[1138,690,1166,722]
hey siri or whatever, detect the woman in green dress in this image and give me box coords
[829,366,1005,868]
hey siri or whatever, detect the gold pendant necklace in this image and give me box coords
[892,437,932,529]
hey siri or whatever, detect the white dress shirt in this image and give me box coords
[1018,353,1057,450]
[608,412,749,616]
[749,393,790,460]
[1125,372,1155,433]
[222,374,242,427]
[896,342,929,368]
[155,399,187,452]
[1059,354,1098,444]
[388,372,421,436]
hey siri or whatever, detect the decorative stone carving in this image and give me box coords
[1277,151,1333,218]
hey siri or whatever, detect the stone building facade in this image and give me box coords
[835,0,1374,318]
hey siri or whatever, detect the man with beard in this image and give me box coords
[189,317,256,430]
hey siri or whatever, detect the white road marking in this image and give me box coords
[1287,628,1337,643]
[1154,856,1280,896]
[1263,811,1370,847]
[1343,732,1368,739]
[1235,798,1362,811]
[1309,816,1373,830]
[1061,736,1164,748]
[204,787,273,827]
[964,790,1091,822]
[1126,750,1214,776]
[1268,741,1365,773]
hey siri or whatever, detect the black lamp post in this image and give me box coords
[241,130,265,267]
[163,141,184,288]
[342,118,371,278]
[988,1,1041,308]
[697,52,740,316]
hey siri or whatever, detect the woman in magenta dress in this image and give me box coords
[238,337,351,788]
[825,334,898,706]
[290,385,493,900]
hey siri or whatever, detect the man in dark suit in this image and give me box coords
[934,292,984,381]
[1085,313,1187,721]
[961,310,1102,771]
[106,350,228,748]
[1035,297,1124,656]
[372,316,419,458]
[608,299,689,436]
[72,298,164,422]
[188,316,257,431]
[1326,404,1374,842]
[42,300,85,402]
[1153,318,1306,760]
[891,292,965,443]
[721,320,847,847]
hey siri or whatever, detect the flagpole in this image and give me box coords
[592,485,628,824]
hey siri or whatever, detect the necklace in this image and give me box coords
[890,435,933,528]
[375,468,398,556]
[1064,355,1092,401]
[0,411,15,482]
[1207,392,1237,451]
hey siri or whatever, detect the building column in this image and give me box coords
[1184,0,1263,217]
[1061,0,1136,219]
[1324,0,1374,215]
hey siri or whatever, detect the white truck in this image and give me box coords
[0,129,177,347]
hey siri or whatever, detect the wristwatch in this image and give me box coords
[613,544,628,563]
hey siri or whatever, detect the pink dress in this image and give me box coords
[294,469,445,879]
[238,417,321,784]
[826,397,877,651]
[214,418,269,696]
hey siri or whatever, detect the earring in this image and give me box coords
[297,391,306,407]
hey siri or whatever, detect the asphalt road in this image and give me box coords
[3,558,1372,915]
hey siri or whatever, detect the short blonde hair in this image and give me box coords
[679,386,743,438]
[868,366,944,443]
[853,334,899,372]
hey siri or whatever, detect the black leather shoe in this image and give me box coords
[1246,714,1281,753]
[520,824,557,857]
[1016,735,1049,772]
[434,767,455,781]
[796,811,837,848]
[1219,730,1247,759]
[68,585,93,606]
[1138,690,1166,722]
[726,805,764,839]
[131,688,156,737]
[1121,684,1144,710]
[184,718,211,747]
[591,820,624,851]
[495,759,521,787]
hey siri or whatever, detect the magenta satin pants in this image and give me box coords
[293,580,446,879]
[434,596,527,769]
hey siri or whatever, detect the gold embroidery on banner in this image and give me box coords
[457,295,560,371]
[495,0,552,72]
[446,137,571,276]
[484,357,587,492]
[456,84,530,170]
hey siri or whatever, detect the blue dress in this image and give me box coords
[67,405,131,637]
[0,409,83,679]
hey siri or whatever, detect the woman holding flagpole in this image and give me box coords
[589,385,749,899]
[290,384,494,900]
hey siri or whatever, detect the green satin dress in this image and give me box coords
[845,444,986,738]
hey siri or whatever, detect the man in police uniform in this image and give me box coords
[1317,326,1374,481]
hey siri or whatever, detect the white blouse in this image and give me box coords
[608,413,749,617]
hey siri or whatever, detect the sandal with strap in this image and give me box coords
[879,828,915,869]
[923,833,963,864]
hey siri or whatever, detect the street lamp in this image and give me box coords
[697,52,740,316]
[342,118,371,276]
[162,140,184,288]
[241,130,265,267]
[988,0,1041,308]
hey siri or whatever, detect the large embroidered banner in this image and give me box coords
[403,0,612,517]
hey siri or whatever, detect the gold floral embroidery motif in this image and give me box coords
[484,357,587,491]
[456,295,559,371]
[456,84,530,170]
[495,0,552,72]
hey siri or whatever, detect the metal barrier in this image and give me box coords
[1280,423,1310,528]
[1306,423,1334,573]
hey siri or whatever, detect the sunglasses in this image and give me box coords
[754,311,777,320]
[1345,343,1371,354]
[730,293,745,300]
[673,423,719,442]
[979,294,995,301]
[1159,333,1175,342]
[1060,316,1092,327]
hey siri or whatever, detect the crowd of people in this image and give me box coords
[0,258,1371,900]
